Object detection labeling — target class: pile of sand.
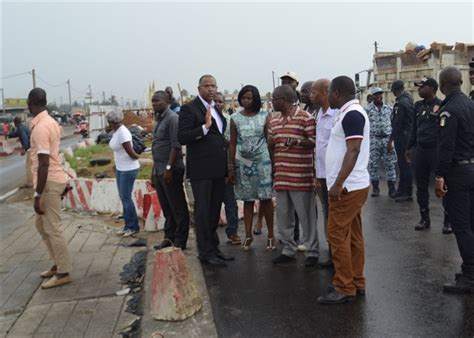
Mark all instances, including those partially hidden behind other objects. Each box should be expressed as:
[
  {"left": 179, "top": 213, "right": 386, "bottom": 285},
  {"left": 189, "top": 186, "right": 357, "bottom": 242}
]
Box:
[{"left": 123, "top": 111, "right": 154, "bottom": 132}]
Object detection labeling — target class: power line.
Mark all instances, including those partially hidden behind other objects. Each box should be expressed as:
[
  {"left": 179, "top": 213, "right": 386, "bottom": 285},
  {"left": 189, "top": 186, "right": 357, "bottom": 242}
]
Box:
[
  {"left": 0, "top": 71, "right": 31, "bottom": 80},
  {"left": 35, "top": 74, "right": 67, "bottom": 88}
]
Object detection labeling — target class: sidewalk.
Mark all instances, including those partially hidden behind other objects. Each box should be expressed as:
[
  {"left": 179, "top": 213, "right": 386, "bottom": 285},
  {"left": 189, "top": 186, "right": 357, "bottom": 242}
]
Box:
[{"left": 0, "top": 197, "right": 216, "bottom": 338}]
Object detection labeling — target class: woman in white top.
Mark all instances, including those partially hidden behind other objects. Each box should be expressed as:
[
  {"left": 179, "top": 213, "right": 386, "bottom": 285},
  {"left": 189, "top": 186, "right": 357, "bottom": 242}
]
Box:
[{"left": 106, "top": 110, "right": 140, "bottom": 237}]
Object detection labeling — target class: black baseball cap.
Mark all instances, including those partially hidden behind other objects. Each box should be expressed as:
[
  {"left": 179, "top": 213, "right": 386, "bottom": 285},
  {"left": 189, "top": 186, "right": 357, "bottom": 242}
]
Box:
[{"left": 414, "top": 77, "right": 438, "bottom": 91}]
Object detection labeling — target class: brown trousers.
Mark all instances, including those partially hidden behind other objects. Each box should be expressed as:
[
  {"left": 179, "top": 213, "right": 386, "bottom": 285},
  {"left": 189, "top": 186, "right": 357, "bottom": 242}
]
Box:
[
  {"left": 35, "top": 181, "right": 72, "bottom": 274},
  {"left": 328, "top": 187, "right": 369, "bottom": 296}
]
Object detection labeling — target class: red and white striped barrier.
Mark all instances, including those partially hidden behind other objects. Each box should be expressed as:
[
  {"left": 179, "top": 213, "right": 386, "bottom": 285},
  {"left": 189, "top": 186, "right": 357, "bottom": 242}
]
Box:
[{"left": 63, "top": 178, "right": 164, "bottom": 231}]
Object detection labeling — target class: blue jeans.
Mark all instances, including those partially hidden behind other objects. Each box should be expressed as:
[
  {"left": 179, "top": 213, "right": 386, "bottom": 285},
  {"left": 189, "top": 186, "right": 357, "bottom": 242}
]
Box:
[
  {"left": 116, "top": 169, "right": 139, "bottom": 232},
  {"left": 223, "top": 182, "right": 239, "bottom": 236}
]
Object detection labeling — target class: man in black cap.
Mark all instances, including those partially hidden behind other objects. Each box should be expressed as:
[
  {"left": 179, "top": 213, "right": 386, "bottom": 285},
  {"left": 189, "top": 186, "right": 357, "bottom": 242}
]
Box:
[
  {"left": 405, "top": 78, "right": 452, "bottom": 234},
  {"left": 434, "top": 66, "right": 474, "bottom": 293},
  {"left": 389, "top": 80, "right": 414, "bottom": 202}
]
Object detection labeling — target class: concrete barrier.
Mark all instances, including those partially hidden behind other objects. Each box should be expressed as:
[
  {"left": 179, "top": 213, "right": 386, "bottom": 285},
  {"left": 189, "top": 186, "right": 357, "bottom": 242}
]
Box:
[
  {"left": 0, "top": 139, "right": 22, "bottom": 156},
  {"left": 63, "top": 178, "right": 164, "bottom": 231}
]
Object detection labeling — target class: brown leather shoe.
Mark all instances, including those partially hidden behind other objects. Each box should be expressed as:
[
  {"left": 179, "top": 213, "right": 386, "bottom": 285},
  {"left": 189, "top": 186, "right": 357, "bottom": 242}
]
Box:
[
  {"left": 41, "top": 274, "right": 72, "bottom": 289},
  {"left": 40, "top": 269, "right": 57, "bottom": 278},
  {"left": 227, "top": 234, "right": 242, "bottom": 245}
]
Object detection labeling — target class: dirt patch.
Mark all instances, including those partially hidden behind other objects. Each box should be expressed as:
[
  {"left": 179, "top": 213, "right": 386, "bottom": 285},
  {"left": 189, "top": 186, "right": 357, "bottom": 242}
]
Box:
[{"left": 123, "top": 112, "right": 154, "bottom": 133}]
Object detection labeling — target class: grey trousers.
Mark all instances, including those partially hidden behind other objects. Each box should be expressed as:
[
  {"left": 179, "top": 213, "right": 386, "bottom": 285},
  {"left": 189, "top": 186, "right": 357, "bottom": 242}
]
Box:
[{"left": 276, "top": 190, "right": 319, "bottom": 257}]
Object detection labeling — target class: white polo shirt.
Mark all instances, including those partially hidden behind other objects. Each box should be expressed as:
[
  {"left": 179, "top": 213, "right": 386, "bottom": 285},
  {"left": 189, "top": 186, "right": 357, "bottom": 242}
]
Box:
[{"left": 325, "top": 99, "right": 370, "bottom": 192}]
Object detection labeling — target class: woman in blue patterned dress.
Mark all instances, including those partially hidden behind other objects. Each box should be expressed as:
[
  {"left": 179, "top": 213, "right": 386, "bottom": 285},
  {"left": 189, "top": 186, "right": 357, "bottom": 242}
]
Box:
[{"left": 228, "top": 85, "right": 275, "bottom": 251}]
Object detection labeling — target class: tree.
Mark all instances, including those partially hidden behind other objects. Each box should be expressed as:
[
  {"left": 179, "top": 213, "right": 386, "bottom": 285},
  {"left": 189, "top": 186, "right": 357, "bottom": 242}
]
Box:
[
  {"left": 181, "top": 89, "right": 189, "bottom": 98},
  {"left": 233, "top": 89, "right": 239, "bottom": 95},
  {"left": 224, "top": 89, "right": 230, "bottom": 95}
]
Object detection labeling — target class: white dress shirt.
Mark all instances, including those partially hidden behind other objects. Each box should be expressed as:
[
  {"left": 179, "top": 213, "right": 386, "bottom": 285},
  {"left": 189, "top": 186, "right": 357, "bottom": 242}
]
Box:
[{"left": 198, "top": 95, "right": 223, "bottom": 134}]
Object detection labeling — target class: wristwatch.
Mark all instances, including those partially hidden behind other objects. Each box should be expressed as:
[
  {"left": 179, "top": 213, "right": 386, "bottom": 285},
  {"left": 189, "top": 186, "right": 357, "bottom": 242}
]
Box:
[
  {"left": 34, "top": 191, "right": 41, "bottom": 198},
  {"left": 166, "top": 165, "right": 172, "bottom": 171}
]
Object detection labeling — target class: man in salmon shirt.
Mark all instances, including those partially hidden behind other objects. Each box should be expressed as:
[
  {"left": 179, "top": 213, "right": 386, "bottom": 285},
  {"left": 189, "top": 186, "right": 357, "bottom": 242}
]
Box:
[{"left": 29, "top": 88, "right": 72, "bottom": 289}]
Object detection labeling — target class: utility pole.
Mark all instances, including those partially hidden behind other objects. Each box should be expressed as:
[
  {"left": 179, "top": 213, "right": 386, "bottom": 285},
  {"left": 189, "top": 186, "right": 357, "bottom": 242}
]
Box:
[
  {"left": 102, "top": 91, "right": 106, "bottom": 104},
  {"left": 1, "top": 88, "right": 5, "bottom": 115},
  {"left": 272, "top": 71, "right": 276, "bottom": 90},
  {"left": 31, "top": 68, "right": 36, "bottom": 88},
  {"left": 67, "top": 79, "right": 72, "bottom": 110},
  {"left": 374, "top": 41, "right": 378, "bottom": 53}
]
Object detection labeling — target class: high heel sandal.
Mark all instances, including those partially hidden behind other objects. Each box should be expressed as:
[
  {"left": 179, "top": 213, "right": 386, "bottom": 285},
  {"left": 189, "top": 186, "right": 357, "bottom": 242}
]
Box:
[
  {"left": 242, "top": 237, "right": 253, "bottom": 251},
  {"left": 266, "top": 238, "right": 276, "bottom": 251}
]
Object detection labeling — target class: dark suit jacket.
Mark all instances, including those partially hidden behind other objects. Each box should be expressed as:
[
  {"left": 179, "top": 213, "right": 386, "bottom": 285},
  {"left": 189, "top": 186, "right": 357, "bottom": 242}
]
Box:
[{"left": 178, "top": 97, "right": 227, "bottom": 180}]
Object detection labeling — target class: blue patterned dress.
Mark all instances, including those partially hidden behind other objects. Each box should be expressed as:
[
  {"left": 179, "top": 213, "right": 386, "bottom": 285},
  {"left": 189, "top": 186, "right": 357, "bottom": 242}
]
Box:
[{"left": 231, "top": 110, "right": 273, "bottom": 201}]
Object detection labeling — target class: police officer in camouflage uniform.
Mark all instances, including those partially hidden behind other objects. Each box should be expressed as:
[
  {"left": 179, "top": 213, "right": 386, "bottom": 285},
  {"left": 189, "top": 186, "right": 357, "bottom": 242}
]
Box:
[
  {"left": 434, "top": 67, "right": 474, "bottom": 294},
  {"left": 367, "top": 87, "right": 397, "bottom": 197},
  {"left": 405, "top": 78, "right": 452, "bottom": 234}
]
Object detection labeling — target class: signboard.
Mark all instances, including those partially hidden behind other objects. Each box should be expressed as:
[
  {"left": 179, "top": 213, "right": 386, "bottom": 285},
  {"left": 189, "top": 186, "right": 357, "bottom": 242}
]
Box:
[{"left": 5, "top": 98, "right": 28, "bottom": 108}]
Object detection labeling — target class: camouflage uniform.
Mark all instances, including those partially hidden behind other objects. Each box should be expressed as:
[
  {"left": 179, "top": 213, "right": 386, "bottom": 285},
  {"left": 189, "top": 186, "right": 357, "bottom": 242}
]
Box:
[{"left": 367, "top": 102, "right": 397, "bottom": 181}]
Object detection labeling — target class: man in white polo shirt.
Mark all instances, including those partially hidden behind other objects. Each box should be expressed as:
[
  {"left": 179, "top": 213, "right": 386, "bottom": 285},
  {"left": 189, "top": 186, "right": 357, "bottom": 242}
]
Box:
[{"left": 317, "top": 76, "right": 370, "bottom": 304}]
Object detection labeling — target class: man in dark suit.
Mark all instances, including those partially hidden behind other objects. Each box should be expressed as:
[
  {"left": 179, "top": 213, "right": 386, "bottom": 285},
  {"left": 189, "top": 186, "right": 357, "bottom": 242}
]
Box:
[{"left": 178, "top": 74, "right": 234, "bottom": 266}]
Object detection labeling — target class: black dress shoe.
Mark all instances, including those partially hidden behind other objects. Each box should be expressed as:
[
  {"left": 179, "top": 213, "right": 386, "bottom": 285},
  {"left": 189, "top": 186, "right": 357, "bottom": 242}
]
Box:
[
  {"left": 200, "top": 257, "right": 227, "bottom": 267},
  {"left": 317, "top": 290, "right": 355, "bottom": 304},
  {"left": 272, "top": 254, "right": 295, "bottom": 265},
  {"left": 216, "top": 251, "right": 235, "bottom": 261},
  {"left": 153, "top": 240, "right": 173, "bottom": 250},
  {"left": 174, "top": 243, "right": 187, "bottom": 250},
  {"left": 443, "top": 275, "right": 474, "bottom": 294},
  {"left": 305, "top": 256, "right": 319, "bottom": 267},
  {"left": 394, "top": 194, "right": 413, "bottom": 202}
]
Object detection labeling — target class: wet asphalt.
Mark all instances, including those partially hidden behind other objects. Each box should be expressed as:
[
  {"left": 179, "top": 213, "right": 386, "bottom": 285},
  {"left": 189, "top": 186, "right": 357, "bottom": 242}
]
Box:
[{"left": 202, "top": 182, "right": 474, "bottom": 337}]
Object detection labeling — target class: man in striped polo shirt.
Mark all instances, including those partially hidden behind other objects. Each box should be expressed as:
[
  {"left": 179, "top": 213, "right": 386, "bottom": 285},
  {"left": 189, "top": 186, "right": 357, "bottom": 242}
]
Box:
[{"left": 268, "top": 85, "right": 319, "bottom": 267}]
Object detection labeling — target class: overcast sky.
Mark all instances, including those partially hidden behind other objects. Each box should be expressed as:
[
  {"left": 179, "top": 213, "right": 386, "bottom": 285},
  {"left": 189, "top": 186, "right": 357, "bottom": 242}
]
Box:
[{"left": 2, "top": 1, "right": 473, "bottom": 106}]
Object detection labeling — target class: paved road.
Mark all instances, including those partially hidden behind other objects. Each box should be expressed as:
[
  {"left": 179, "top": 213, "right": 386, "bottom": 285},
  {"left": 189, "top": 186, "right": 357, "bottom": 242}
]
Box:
[
  {"left": 0, "top": 135, "right": 81, "bottom": 196},
  {"left": 203, "top": 183, "right": 474, "bottom": 337}
]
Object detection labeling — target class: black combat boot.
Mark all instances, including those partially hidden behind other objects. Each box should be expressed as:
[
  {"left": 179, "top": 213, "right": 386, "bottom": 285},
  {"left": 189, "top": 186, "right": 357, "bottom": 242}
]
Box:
[
  {"left": 415, "top": 209, "right": 430, "bottom": 230},
  {"left": 371, "top": 180, "right": 380, "bottom": 197},
  {"left": 387, "top": 181, "right": 396, "bottom": 198},
  {"left": 442, "top": 211, "right": 453, "bottom": 234}
]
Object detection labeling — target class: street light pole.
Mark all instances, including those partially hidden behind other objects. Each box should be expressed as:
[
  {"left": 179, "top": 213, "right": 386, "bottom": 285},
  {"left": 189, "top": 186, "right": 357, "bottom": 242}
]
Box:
[
  {"left": 31, "top": 69, "right": 36, "bottom": 88},
  {"left": 1, "top": 88, "right": 5, "bottom": 115},
  {"left": 67, "top": 79, "right": 72, "bottom": 110}
]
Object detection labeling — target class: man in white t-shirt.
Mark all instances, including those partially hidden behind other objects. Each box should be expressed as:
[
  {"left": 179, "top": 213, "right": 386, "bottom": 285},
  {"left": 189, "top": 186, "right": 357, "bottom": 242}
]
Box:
[{"left": 317, "top": 76, "right": 370, "bottom": 304}]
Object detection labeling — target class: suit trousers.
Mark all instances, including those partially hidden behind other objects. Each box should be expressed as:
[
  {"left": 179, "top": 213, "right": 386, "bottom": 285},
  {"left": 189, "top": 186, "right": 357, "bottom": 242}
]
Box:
[
  {"left": 35, "top": 181, "right": 72, "bottom": 274},
  {"left": 191, "top": 178, "right": 225, "bottom": 259},
  {"left": 153, "top": 168, "right": 189, "bottom": 247},
  {"left": 328, "top": 187, "right": 369, "bottom": 296}
]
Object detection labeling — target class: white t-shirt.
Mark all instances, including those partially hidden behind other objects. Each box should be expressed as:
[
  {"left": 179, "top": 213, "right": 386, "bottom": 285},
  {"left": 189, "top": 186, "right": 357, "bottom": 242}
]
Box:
[
  {"left": 109, "top": 125, "right": 140, "bottom": 171},
  {"left": 325, "top": 99, "right": 370, "bottom": 192}
]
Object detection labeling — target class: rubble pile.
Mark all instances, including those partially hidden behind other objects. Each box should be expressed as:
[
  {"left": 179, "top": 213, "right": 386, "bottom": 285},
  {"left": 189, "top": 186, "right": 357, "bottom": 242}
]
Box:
[{"left": 123, "top": 111, "right": 153, "bottom": 133}]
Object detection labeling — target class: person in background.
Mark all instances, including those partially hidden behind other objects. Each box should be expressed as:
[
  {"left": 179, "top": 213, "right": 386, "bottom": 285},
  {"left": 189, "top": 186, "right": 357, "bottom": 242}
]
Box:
[
  {"left": 3, "top": 122, "right": 11, "bottom": 140},
  {"left": 150, "top": 91, "right": 189, "bottom": 251},
  {"left": 311, "top": 78, "right": 338, "bottom": 268},
  {"left": 28, "top": 88, "right": 72, "bottom": 289},
  {"left": 165, "top": 86, "right": 181, "bottom": 113},
  {"left": 300, "top": 81, "right": 318, "bottom": 117},
  {"left": 469, "top": 58, "right": 474, "bottom": 100},
  {"left": 9, "top": 116, "right": 32, "bottom": 187},
  {"left": 367, "top": 87, "right": 397, "bottom": 198},
  {"left": 215, "top": 92, "right": 241, "bottom": 245},
  {"left": 106, "top": 110, "right": 141, "bottom": 237},
  {"left": 228, "top": 85, "right": 274, "bottom": 251},
  {"left": 406, "top": 78, "right": 452, "bottom": 234},
  {"left": 389, "top": 80, "right": 414, "bottom": 202}
]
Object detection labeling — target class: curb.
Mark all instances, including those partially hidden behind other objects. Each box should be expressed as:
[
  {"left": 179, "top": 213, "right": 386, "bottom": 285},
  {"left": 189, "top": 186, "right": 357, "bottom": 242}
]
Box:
[{"left": 0, "top": 188, "right": 20, "bottom": 203}]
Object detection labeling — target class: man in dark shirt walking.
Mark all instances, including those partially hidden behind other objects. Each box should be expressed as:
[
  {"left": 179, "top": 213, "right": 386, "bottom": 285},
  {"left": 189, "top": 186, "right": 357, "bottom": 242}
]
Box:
[
  {"left": 150, "top": 91, "right": 189, "bottom": 250},
  {"left": 405, "top": 78, "right": 452, "bottom": 234},
  {"left": 434, "top": 67, "right": 474, "bottom": 294},
  {"left": 9, "top": 116, "right": 32, "bottom": 187},
  {"left": 389, "top": 80, "right": 414, "bottom": 202}
]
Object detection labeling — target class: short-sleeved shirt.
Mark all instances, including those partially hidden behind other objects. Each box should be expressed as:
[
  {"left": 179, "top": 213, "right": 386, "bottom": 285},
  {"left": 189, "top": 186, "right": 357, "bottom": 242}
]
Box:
[
  {"left": 268, "top": 107, "right": 316, "bottom": 191},
  {"left": 30, "top": 110, "right": 67, "bottom": 187},
  {"left": 109, "top": 125, "right": 140, "bottom": 171},
  {"left": 326, "top": 100, "right": 370, "bottom": 192},
  {"left": 152, "top": 108, "right": 184, "bottom": 175},
  {"left": 315, "top": 107, "right": 338, "bottom": 179}
]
